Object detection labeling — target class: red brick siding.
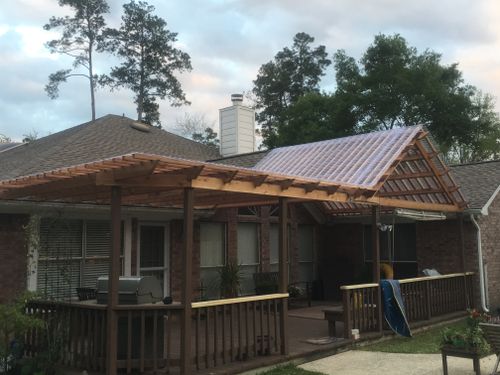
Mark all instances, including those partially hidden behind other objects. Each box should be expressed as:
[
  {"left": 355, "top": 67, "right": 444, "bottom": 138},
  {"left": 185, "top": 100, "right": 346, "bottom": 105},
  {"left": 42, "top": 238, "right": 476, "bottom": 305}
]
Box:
[
  {"left": 318, "top": 223, "right": 364, "bottom": 300},
  {"left": 0, "top": 214, "right": 29, "bottom": 303},
  {"left": 167, "top": 204, "right": 317, "bottom": 300}
]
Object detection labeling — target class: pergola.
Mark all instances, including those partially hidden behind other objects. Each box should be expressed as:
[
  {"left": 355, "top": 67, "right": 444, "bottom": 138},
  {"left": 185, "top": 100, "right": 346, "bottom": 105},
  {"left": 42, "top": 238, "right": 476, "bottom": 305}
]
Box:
[{"left": 0, "top": 127, "right": 466, "bottom": 375}]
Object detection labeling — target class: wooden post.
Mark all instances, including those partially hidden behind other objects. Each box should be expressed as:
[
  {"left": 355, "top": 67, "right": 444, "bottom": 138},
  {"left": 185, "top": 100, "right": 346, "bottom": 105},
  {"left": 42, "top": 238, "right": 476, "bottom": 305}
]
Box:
[
  {"left": 371, "top": 206, "right": 383, "bottom": 334},
  {"left": 278, "top": 198, "right": 289, "bottom": 355},
  {"left": 180, "top": 188, "right": 194, "bottom": 375},
  {"left": 106, "top": 186, "right": 121, "bottom": 375},
  {"left": 342, "top": 289, "right": 352, "bottom": 339}
]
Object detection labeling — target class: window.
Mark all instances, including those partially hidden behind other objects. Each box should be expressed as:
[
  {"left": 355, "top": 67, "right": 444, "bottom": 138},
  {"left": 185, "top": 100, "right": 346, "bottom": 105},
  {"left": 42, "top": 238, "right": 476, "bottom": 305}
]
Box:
[
  {"left": 200, "top": 222, "right": 226, "bottom": 299},
  {"left": 298, "top": 225, "right": 315, "bottom": 282},
  {"left": 139, "top": 225, "right": 167, "bottom": 294},
  {"left": 269, "top": 224, "right": 279, "bottom": 272},
  {"left": 37, "top": 218, "right": 122, "bottom": 300},
  {"left": 237, "top": 222, "right": 259, "bottom": 295}
]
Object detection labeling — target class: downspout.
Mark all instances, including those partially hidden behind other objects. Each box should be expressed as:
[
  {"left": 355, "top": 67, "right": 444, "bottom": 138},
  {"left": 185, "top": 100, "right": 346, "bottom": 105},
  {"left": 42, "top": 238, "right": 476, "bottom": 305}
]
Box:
[{"left": 470, "top": 214, "right": 489, "bottom": 312}]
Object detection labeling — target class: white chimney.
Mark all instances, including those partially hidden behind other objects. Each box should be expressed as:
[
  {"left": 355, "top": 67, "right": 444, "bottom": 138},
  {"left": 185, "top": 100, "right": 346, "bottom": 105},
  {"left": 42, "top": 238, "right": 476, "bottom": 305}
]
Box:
[{"left": 219, "top": 94, "right": 255, "bottom": 157}]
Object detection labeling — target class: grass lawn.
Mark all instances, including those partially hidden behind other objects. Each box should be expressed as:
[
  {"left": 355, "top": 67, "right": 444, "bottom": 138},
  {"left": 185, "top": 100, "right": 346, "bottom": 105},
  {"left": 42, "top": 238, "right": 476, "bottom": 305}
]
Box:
[
  {"left": 359, "top": 320, "right": 466, "bottom": 354},
  {"left": 257, "top": 364, "right": 326, "bottom": 375}
]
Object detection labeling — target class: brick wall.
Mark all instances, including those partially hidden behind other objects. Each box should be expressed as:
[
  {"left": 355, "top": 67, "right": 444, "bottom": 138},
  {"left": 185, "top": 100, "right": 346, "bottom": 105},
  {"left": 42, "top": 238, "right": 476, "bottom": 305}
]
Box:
[
  {"left": 478, "top": 193, "right": 500, "bottom": 311},
  {"left": 0, "top": 214, "right": 29, "bottom": 303},
  {"left": 167, "top": 203, "right": 317, "bottom": 300},
  {"left": 318, "top": 223, "right": 364, "bottom": 300},
  {"left": 416, "top": 218, "right": 480, "bottom": 308}
]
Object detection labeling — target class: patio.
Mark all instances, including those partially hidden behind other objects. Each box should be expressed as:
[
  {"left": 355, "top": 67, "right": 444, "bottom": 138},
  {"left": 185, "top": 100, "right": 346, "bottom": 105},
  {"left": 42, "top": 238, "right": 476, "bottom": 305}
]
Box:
[{"left": 0, "top": 127, "right": 471, "bottom": 375}]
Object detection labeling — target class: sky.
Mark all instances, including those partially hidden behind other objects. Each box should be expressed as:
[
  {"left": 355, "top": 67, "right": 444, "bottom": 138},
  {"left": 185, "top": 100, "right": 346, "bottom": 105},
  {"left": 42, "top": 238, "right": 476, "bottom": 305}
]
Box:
[{"left": 0, "top": 0, "right": 499, "bottom": 141}]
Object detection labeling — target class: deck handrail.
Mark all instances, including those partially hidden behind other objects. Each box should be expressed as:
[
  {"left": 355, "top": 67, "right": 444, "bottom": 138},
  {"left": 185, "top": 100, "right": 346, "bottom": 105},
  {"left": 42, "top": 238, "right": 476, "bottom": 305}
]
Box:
[
  {"left": 340, "top": 272, "right": 474, "bottom": 290},
  {"left": 28, "top": 299, "right": 183, "bottom": 310},
  {"left": 191, "top": 293, "right": 289, "bottom": 309},
  {"left": 398, "top": 272, "right": 474, "bottom": 284}
]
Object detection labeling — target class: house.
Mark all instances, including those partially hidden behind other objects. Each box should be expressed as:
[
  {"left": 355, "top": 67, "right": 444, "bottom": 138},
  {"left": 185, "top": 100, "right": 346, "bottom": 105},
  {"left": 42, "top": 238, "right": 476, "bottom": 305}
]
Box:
[{"left": 0, "top": 95, "right": 495, "bottom": 374}]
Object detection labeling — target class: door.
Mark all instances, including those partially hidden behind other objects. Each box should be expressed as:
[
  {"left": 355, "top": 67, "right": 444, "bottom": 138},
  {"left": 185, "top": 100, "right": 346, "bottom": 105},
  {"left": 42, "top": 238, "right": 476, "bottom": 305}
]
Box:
[{"left": 138, "top": 223, "right": 169, "bottom": 295}]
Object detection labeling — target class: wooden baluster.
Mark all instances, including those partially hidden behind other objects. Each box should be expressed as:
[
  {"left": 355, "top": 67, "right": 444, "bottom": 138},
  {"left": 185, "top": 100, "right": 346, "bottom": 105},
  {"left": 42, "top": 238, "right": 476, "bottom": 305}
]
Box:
[
  {"left": 93, "top": 310, "right": 99, "bottom": 371},
  {"left": 222, "top": 306, "right": 226, "bottom": 364},
  {"left": 266, "top": 300, "right": 271, "bottom": 355},
  {"left": 238, "top": 303, "right": 242, "bottom": 360},
  {"left": 195, "top": 309, "right": 200, "bottom": 370},
  {"left": 214, "top": 306, "right": 218, "bottom": 367},
  {"left": 230, "top": 305, "right": 234, "bottom": 361},
  {"left": 165, "top": 311, "right": 171, "bottom": 373},
  {"left": 426, "top": 280, "right": 432, "bottom": 320},
  {"left": 245, "top": 303, "right": 250, "bottom": 358},
  {"left": 153, "top": 310, "right": 158, "bottom": 373},
  {"left": 140, "top": 311, "right": 145, "bottom": 373},
  {"left": 101, "top": 310, "right": 106, "bottom": 371},
  {"left": 253, "top": 302, "right": 257, "bottom": 358},
  {"left": 205, "top": 307, "right": 210, "bottom": 368},
  {"left": 273, "top": 300, "right": 278, "bottom": 353},
  {"left": 259, "top": 301, "right": 264, "bottom": 355}
]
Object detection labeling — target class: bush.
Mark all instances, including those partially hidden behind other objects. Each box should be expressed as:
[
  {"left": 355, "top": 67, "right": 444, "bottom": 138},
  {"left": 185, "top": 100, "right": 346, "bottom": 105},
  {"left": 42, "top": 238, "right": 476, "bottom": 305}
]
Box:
[{"left": 0, "top": 292, "right": 43, "bottom": 374}]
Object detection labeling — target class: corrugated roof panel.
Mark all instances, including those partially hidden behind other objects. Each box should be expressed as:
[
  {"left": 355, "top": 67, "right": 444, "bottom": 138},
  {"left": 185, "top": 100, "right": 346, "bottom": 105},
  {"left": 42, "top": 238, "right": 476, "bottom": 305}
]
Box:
[{"left": 254, "top": 126, "right": 423, "bottom": 188}]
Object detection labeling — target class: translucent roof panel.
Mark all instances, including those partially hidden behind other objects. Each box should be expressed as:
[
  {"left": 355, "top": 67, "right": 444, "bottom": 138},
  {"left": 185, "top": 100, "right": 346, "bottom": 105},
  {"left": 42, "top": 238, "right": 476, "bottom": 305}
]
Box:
[{"left": 254, "top": 126, "right": 423, "bottom": 189}]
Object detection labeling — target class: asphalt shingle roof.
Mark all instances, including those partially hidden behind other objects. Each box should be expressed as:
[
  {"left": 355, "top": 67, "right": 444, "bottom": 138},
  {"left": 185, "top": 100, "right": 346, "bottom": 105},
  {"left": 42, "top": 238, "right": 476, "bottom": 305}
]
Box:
[
  {"left": 0, "top": 143, "right": 21, "bottom": 153},
  {"left": 0, "top": 114, "right": 220, "bottom": 180},
  {"left": 210, "top": 150, "right": 269, "bottom": 168},
  {"left": 450, "top": 160, "right": 500, "bottom": 210}
]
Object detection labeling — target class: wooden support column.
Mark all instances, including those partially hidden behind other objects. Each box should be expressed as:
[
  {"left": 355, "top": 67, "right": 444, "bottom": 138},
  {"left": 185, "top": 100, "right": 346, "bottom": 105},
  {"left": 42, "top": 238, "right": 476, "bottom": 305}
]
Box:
[
  {"left": 278, "top": 197, "right": 289, "bottom": 355},
  {"left": 180, "top": 188, "right": 194, "bottom": 375},
  {"left": 371, "top": 206, "right": 383, "bottom": 334},
  {"left": 107, "top": 186, "right": 121, "bottom": 375}
]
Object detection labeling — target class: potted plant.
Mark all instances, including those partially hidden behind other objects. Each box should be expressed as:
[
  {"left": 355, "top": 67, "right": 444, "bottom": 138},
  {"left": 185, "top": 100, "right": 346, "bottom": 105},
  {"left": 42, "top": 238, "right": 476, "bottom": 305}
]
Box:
[
  {"left": 218, "top": 261, "right": 242, "bottom": 298},
  {"left": 440, "top": 310, "right": 491, "bottom": 356}
]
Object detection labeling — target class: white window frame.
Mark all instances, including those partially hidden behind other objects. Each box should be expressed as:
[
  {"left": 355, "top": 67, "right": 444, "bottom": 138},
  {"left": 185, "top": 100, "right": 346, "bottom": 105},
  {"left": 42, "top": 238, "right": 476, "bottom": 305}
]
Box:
[{"left": 137, "top": 222, "right": 170, "bottom": 295}]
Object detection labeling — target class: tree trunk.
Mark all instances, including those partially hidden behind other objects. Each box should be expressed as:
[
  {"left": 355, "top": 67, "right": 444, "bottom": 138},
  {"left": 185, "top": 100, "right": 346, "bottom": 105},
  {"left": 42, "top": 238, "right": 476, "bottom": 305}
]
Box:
[{"left": 89, "top": 43, "right": 96, "bottom": 121}]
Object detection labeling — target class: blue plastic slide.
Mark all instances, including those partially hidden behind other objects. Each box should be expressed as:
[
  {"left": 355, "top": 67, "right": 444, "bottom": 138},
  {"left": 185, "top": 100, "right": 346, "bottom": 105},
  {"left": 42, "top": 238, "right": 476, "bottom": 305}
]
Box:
[{"left": 380, "top": 279, "right": 412, "bottom": 338}]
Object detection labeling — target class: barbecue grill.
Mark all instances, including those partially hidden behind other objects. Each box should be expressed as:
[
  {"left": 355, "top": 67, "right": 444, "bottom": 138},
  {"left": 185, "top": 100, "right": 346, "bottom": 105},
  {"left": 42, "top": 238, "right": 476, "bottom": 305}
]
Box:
[{"left": 96, "top": 276, "right": 163, "bottom": 304}]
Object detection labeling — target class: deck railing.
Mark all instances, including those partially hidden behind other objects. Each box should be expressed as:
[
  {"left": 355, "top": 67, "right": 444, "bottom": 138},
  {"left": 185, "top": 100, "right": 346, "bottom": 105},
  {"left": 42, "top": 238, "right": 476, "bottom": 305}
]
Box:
[
  {"left": 25, "top": 300, "right": 183, "bottom": 373},
  {"left": 25, "top": 293, "right": 289, "bottom": 374},
  {"left": 191, "top": 293, "right": 289, "bottom": 372},
  {"left": 340, "top": 272, "right": 474, "bottom": 338}
]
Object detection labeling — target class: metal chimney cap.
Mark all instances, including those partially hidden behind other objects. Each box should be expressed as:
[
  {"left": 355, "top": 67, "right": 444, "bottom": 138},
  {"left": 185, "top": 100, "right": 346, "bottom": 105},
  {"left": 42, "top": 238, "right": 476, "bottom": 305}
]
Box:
[{"left": 231, "top": 93, "right": 243, "bottom": 105}]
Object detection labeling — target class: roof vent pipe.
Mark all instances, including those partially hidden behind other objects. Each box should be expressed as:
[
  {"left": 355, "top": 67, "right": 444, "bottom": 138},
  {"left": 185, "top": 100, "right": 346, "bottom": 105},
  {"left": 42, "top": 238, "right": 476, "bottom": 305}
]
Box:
[{"left": 470, "top": 214, "right": 489, "bottom": 312}]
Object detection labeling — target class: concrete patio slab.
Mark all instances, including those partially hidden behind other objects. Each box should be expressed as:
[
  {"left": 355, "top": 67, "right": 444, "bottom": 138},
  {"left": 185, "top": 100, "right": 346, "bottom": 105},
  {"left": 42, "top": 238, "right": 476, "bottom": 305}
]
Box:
[{"left": 300, "top": 350, "right": 498, "bottom": 375}]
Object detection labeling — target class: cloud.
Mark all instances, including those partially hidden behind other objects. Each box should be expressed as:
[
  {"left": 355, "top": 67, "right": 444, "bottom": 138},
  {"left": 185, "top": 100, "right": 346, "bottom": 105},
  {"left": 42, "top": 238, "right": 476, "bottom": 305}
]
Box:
[{"left": 0, "top": 0, "right": 499, "bottom": 141}]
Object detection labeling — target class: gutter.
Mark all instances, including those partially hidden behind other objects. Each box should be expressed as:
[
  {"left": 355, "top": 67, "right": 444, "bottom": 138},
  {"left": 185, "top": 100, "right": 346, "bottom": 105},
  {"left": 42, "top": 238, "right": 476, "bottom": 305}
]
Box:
[{"left": 470, "top": 214, "right": 489, "bottom": 312}]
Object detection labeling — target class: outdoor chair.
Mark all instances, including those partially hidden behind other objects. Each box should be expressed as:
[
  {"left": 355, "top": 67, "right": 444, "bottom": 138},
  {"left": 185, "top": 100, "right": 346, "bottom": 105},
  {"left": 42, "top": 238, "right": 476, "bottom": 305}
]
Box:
[
  {"left": 479, "top": 323, "right": 500, "bottom": 375},
  {"left": 253, "top": 272, "right": 279, "bottom": 295}
]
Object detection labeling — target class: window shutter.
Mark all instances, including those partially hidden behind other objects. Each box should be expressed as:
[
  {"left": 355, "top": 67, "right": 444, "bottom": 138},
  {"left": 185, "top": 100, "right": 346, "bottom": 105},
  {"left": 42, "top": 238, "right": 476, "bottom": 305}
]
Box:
[{"left": 37, "top": 219, "right": 82, "bottom": 300}]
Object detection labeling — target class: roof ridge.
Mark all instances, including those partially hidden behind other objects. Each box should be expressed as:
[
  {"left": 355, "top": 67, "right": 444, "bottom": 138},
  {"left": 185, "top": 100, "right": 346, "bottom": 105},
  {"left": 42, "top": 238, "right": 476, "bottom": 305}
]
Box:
[{"left": 268, "top": 125, "right": 423, "bottom": 152}]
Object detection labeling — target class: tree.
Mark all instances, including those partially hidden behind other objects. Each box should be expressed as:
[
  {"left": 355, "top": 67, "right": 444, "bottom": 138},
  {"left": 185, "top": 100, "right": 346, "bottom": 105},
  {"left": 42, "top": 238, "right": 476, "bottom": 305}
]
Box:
[
  {"left": 192, "top": 128, "right": 220, "bottom": 149},
  {"left": 44, "top": 0, "right": 109, "bottom": 120},
  {"left": 274, "top": 93, "right": 357, "bottom": 146},
  {"left": 174, "top": 113, "right": 219, "bottom": 148},
  {"left": 333, "top": 33, "right": 500, "bottom": 162},
  {"left": 0, "top": 134, "right": 11, "bottom": 143},
  {"left": 252, "top": 32, "right": 331, "bottom": 148},
  {"left": 174, "top": 112, "right": 214, "bottom": 137},
  {"left": 22, "top": 130, "right": 39, "bottom": 143},
  {"left": 103, "top": 0, "right": 192, "bottom": 127}
]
